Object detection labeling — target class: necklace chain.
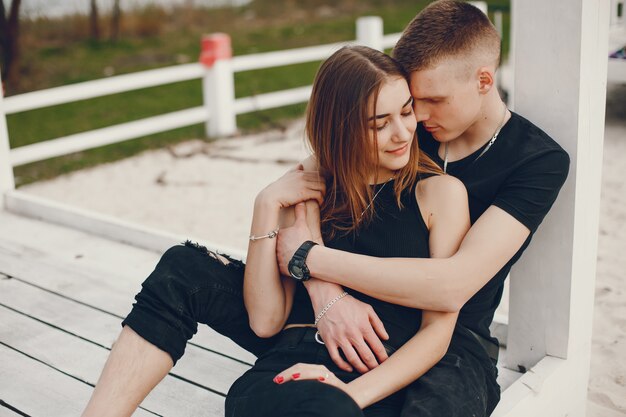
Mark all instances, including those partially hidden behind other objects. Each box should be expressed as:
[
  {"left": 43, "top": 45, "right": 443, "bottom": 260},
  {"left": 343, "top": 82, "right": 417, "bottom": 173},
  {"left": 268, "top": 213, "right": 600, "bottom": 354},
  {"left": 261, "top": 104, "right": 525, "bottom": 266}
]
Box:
[
  {"left": 360, "top": 177, "right": 393, "bottom": 218},
  {"left": 443, "top": 104, "right": 508, "bottom": 174}
]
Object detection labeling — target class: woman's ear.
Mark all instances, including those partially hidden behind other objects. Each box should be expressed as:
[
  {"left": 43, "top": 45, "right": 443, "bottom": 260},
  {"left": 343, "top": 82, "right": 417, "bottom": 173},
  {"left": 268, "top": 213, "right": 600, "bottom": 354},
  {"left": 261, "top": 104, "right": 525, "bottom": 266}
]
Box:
[{"left": 477, "top": 67, "right": 495, "bottom": 94}]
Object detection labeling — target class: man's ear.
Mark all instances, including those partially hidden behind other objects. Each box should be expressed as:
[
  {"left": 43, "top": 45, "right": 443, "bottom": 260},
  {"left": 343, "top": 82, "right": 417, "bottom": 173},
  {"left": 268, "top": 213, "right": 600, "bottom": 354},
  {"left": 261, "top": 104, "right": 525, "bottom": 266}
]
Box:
[{"left": 477, "top": 67, "right": 495, "bottom": 94}]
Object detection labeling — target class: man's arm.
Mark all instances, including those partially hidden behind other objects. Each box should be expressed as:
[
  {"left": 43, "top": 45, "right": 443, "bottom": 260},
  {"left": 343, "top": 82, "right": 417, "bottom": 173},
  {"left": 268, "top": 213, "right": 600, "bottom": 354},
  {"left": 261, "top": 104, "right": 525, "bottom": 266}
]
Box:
[
  {"left": 279, "top": 205, "right": 530, "bottom": 312},
  {"left": 278, "top": 150, "right": 569, "bottom": 312}
]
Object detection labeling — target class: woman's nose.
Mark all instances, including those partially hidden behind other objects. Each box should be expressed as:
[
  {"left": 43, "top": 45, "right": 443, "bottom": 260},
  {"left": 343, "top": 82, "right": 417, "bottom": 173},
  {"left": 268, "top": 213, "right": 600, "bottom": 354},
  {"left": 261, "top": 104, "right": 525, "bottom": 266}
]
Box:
[{"left": 393, "top": 118, "right": 414, "bottom": 142}]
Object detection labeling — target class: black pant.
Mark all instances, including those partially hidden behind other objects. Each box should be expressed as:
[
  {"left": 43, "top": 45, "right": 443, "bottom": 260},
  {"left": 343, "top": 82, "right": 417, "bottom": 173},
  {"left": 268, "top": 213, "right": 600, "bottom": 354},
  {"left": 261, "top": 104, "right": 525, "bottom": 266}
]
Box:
[{"left": 123, "top": 243, "right": 500, "bottom": 416}]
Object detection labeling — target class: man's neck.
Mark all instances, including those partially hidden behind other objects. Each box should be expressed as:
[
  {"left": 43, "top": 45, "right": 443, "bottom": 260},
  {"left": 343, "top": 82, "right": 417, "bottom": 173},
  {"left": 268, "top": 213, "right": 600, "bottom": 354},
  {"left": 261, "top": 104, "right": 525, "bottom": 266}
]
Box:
[{"left": 446, "top": 96, "right": 509, "bottom": 161}]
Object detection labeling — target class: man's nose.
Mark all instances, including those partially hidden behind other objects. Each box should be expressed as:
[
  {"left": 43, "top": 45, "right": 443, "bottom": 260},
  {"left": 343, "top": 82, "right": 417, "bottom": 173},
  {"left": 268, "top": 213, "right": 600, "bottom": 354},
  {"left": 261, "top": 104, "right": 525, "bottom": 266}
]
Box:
[{"left": 413, "top": 102, "right": 429, "bottom": 123}]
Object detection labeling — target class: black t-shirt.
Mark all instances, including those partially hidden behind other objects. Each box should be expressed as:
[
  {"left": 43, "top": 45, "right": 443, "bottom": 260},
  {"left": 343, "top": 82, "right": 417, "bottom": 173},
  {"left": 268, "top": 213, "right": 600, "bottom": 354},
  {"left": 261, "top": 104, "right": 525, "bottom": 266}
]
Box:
[
  {"left": 286, "top": 178, "right": 430, "bottom": 350},
  {"left": 419, "top": 111, "right": 570, "bottom": 346}
]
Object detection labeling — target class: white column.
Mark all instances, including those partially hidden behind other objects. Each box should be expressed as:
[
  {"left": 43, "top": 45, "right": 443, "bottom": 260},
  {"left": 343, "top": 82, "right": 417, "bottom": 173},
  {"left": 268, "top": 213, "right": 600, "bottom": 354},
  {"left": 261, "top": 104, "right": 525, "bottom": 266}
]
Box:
[
  {"left": 506, "top": 0, "right": 609, "bottom": 415},
  {"left": 356, "top": 16, "right": 384, "bottom": 51},
  {"left": 200, "top": 33, "right": 237, "bottom": 138},
  {"left": 0, "top": 77, "right": 16, "bottom": 200}
]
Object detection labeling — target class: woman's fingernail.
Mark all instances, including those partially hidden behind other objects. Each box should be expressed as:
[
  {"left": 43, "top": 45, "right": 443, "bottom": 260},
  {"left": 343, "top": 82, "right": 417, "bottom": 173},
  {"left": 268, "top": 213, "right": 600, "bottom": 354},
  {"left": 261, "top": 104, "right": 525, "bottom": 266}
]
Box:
[
  {"left": 274, "top": 375, "right": 284, "bottom": 384},
  {"left": 318, "top": 377, "right": 325, "bottom": 382},
  {"left": 292, "top": 373, "right": 300, "bottom": 379}
]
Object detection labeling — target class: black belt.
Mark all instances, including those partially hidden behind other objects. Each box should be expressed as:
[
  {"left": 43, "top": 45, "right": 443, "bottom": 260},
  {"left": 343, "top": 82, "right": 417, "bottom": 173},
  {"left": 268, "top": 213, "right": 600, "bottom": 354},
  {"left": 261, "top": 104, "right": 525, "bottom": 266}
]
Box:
[
  {"left": 279, "top": 327, "right": 498, "bottom": 363},
  {"left": 277, "top": 327, "right": 397, "bottom": 356},
  {"left": 276, "top": 326, "right": 320, "bottom": 348}
]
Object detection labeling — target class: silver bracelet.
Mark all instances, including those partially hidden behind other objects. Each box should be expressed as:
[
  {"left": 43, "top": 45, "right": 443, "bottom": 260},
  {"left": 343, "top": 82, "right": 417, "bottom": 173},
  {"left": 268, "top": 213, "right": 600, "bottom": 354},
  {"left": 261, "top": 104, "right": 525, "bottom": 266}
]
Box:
[
  {"left": 314, "top": 291, "right": 348, "bottom": 326},
  {"left": 249, "top": 227, "right": 279, "bottom": 241}
]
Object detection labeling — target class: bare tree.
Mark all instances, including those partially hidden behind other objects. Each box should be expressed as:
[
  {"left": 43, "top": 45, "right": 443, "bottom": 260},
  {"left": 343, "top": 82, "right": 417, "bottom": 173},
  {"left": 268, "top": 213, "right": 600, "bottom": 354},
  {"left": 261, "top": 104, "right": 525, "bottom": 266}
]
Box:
[
  {"left": 0, "top": 0, "right": 22, "bottom": 93},
  {"left": 110, "top": 0, "right": 121, "bottom": 42},
  {"left": 90, "top": 0, "right": 100, "bottom": 41}
]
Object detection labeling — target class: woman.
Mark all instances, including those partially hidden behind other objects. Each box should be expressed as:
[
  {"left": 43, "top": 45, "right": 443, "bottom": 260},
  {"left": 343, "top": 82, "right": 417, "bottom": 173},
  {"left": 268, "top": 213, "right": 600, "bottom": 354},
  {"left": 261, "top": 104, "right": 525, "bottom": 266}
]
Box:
[{"left": 226, "top": 45, "right": 470, "bottom": 416}]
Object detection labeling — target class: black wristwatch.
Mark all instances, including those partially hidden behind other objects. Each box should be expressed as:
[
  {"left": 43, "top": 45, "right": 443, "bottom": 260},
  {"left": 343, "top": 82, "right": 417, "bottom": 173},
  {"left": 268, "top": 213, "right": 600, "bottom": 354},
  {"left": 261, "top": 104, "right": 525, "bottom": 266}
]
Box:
[{"left": 287, "top": 240, "right": 318, "bottom": 281}]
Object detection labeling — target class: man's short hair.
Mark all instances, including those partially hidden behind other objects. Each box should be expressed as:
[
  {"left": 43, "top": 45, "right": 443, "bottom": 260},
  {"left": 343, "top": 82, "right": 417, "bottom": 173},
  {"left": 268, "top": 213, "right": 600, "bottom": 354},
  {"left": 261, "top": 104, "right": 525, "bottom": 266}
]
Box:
[{"left": 393, "top": 0, "right": 501, "bottom": 74}]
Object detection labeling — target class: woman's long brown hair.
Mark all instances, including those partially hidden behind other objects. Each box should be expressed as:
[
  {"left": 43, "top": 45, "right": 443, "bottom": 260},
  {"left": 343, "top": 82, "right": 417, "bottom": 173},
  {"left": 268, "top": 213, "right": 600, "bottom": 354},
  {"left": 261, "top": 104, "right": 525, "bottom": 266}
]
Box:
[{"left": 306, "top": 45, "right": 442, "bottom": 240}]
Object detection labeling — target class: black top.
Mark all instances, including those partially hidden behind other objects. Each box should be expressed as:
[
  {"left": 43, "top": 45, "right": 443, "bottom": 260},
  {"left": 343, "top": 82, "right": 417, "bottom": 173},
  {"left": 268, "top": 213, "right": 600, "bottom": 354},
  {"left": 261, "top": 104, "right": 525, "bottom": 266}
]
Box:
[
  {"left": 419, "top": 111, "right": 570, "bottom": 346},
  {"left": 285, "top": 178, "right": 430, "bottom": 350}
]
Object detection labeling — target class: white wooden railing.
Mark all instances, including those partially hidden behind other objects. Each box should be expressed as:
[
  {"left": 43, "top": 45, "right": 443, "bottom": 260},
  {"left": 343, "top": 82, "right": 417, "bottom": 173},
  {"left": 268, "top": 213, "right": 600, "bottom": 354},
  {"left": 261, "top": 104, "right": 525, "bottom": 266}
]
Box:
[
  {"left": 0, "top": 17, "right": 400, "bottom": 194},
  {"left": 0, "top": 2, "right": 502, "bottom": 195}
]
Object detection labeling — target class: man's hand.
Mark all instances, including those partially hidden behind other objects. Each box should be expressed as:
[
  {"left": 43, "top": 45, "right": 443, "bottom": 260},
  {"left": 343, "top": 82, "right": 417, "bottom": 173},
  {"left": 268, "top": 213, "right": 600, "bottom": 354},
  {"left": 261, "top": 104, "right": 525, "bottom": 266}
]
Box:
[
  {"left": 276, "top": 202, "right": 315, "bottom": 276},
  {"left": 314, "top": 292, "right": 390, "bottom": 373},
  {"left": 278, "top": 204, "right": 390, "bottom": 373}
]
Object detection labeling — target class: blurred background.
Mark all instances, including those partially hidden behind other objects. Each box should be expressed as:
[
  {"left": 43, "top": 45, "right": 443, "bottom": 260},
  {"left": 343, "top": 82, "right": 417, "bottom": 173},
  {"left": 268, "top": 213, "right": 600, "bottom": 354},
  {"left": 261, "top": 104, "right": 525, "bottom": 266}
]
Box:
[{"left": 0, "top": 0, "right": 510, "bottom": 186}]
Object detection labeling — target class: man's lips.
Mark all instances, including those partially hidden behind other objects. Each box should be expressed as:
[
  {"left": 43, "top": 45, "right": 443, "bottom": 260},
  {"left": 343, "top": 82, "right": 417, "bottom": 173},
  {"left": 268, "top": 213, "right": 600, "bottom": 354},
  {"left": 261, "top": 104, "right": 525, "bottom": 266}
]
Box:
[{"left": 423, "top": 125, "right": 439, "bottom": 132}]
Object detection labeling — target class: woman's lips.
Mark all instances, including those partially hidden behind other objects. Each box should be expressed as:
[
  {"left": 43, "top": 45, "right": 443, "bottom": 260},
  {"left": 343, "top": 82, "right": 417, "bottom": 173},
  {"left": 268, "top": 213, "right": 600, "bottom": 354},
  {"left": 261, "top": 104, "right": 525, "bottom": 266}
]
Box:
[{"left": 387, "top": 143, "right": 409, "bottom": 156}]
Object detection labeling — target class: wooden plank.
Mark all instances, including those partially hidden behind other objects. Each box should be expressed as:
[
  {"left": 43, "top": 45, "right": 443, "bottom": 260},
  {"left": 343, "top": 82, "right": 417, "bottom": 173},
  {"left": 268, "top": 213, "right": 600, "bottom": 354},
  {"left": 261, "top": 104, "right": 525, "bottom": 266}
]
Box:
[
  {"left": 0, "top": 210, "right": 255, "bottom": 364},
  {"left": 0, "top": 306, "right": 225, "bottom": 417},
  {"left": 0, "top": 404, "right": 23, "bottom": 417},
  {"left": 0, "top": 277, "right": 250, "bottom": 393},
  {"left": 0, "top": 241, "right": 254, "bottom": 364},
  {"left": 0, "top": 344, "right": 155, "bottom": 417}
]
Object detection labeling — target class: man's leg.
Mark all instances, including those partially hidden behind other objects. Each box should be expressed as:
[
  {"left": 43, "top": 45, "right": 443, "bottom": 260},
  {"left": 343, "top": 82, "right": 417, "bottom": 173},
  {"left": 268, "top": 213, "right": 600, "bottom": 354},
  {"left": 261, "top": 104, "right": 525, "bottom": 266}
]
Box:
[
  {"left": 82, "top": 242, "right": 276, "bottom": 416},
  {"left": 399, "top": 342, "right": 500, "bottom": 417}
]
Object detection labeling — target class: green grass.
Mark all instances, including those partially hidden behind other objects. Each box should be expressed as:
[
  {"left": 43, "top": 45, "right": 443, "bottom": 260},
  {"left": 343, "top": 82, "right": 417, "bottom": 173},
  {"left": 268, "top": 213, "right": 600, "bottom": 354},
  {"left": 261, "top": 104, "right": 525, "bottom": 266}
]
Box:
[{"left": 8, "top": 0, "right": 510, "bottom": 186}]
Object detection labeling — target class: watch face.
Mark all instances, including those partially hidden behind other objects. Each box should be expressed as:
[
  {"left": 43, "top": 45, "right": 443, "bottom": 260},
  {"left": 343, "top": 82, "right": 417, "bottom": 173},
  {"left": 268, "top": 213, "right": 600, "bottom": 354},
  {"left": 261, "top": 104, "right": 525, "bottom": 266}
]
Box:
[{"left": 289, "top": 264, "right": 304, "bottom": 279}]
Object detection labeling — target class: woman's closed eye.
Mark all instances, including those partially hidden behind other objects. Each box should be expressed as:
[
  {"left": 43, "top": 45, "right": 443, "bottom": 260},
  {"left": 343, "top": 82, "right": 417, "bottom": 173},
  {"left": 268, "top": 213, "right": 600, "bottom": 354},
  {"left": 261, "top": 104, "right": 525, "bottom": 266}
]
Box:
[{"left": 375, "top": 122, "right": 389, "bottom": 131}]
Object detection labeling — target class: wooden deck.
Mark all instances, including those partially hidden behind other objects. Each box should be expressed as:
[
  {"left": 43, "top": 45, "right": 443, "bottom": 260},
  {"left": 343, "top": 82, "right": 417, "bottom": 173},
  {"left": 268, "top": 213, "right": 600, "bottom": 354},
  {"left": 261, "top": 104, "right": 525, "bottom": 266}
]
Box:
[
  {"left": 0, "top": 209, "right": 520, "bottom": 416},
  {"left": 0, "top": 210, "right": 256, "bottom": 416}
]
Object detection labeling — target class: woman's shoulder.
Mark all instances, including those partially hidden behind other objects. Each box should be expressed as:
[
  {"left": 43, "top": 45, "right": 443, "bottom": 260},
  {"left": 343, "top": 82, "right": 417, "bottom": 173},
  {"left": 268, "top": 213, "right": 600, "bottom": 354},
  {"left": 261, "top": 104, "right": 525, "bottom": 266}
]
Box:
[
  {"left": 416, "top": 174, "right": 467, "bottom": 201},
  {"left": 415, "top": 174, "right": 468, "bottom": 226}
]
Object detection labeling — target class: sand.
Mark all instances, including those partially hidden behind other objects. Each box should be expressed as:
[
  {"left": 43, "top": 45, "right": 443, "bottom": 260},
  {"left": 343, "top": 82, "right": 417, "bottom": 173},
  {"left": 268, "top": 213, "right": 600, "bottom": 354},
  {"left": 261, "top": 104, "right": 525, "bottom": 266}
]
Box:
[{"left": 19, "top": 84, "right": 626, "bottom": 415}]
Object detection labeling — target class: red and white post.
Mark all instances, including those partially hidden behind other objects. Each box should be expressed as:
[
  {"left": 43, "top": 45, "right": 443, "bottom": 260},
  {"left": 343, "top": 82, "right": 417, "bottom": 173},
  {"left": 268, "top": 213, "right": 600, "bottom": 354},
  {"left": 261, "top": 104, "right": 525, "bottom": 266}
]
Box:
[{"left": 200, "top": 33, "right": 237, "bottom": 138}]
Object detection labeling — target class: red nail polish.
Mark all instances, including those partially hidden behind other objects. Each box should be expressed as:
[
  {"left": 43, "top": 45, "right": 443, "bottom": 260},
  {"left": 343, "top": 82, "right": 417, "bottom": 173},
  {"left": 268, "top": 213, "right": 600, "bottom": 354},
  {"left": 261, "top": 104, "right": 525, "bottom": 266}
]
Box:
[
  {"left": 274, "top": 375, "right": 284, "bottom": 384},
  {"left": 318, "top": 377, "right": 325, "bottom": 382},
  {"left": 292, "top": 373, "right": 300, "bottom": 379}
]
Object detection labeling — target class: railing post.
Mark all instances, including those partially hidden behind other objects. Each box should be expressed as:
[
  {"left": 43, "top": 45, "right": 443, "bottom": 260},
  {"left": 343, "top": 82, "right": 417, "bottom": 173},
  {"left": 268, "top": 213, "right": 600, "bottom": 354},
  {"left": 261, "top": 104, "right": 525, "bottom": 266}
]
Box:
[
  {"left": 469, "top": 1, "right": 488, "bottom": 15},
  {"left": 200, "top": 33, "right": 237, "bottom": 138},
  {"left": 0, "top": 77, "right": 16, "bottom": 202},
  {"left": 356, "top": 16, "right": 384, "bottom": 51}
]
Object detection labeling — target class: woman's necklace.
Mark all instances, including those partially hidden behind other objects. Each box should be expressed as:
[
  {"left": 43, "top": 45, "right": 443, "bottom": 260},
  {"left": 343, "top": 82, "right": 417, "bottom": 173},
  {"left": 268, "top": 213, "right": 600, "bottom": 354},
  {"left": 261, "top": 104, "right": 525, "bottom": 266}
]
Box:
[
  {"left": 360, "top": 177, "right": 394, "bottom": 218},
  {"left": 443, "top": 104, "right": 508, "bottom": 174}
]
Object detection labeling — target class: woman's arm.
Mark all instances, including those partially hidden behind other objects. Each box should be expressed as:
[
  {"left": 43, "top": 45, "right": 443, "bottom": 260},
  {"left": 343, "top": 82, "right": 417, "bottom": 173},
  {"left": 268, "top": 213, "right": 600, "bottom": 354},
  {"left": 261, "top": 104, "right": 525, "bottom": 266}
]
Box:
[
  {"left": 244, "top": 166, "right": 325, "bottom": 338},
  {"left": 342, "top": 175, "right": 468, "bottom": 407},
  {"left": 297, "top": 156, "right": 392, "bottom": 373},
  {"left": 275, "top": 175, "right": 469, "bottom": 407},
  {"left": 346, "top": 310, "right": 458, "bottom": 408}
]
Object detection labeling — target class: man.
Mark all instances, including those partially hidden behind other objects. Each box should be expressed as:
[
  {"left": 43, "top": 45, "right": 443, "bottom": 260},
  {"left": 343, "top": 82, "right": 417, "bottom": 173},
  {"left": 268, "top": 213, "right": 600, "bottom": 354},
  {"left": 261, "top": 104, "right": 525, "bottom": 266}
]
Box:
[
  {"left": 82, "top": 2, "right": 569, "bottom": 416},
  {"left": 275, "top": 1, "right": 569, "bottom": 415}
]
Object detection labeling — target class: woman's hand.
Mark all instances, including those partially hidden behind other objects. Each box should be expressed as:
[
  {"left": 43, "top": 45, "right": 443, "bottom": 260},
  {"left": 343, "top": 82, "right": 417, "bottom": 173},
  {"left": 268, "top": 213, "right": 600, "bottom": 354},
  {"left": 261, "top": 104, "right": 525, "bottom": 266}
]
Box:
[
  {"left": 273, "top": 363, "right": 361, "bottom": 406},
  {"left": 256, "top": 164, "right": 326, "bottom": 210}
]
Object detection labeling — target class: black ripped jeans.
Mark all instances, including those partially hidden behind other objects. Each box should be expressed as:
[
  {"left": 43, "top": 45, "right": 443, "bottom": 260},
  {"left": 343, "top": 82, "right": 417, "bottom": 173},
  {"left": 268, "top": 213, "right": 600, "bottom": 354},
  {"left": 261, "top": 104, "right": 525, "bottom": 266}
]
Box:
[{"left": 123, "top": 242, "right": 500, "bottom": 417}]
